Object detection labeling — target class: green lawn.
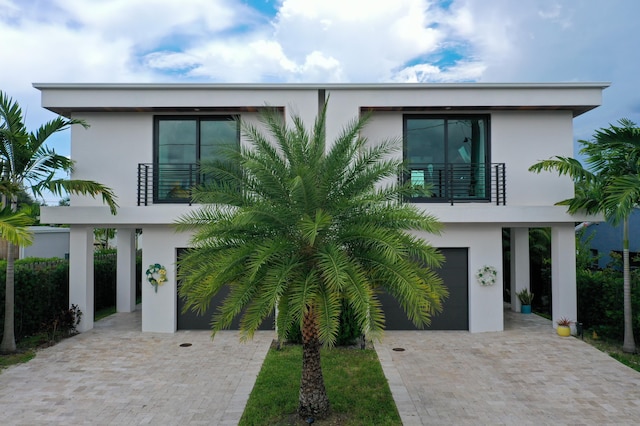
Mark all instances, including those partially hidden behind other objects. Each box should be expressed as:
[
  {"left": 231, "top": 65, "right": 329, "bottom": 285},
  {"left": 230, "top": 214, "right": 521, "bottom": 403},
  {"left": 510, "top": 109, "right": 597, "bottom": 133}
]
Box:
[
  {"left": 0, "top": 333, "right": 46, "bottom": 372},
  {"left": 582, "top": 332, "right": 640, "bottom": 373},
  {"left": 240, "top": 343, "right": 402, "bottom": 426}
]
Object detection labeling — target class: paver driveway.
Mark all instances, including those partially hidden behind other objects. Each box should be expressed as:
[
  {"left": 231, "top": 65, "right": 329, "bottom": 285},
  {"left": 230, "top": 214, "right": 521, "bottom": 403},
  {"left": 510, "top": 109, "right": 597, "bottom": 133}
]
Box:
[
  {"left": 377, "top": 310, "right": 640, "bottom": 425},
  {"left": 0, "top": 309, "right": 273, "bottom": 425},
  {"left": 3, "top": 307, "right": 640, "bottom": 425}
]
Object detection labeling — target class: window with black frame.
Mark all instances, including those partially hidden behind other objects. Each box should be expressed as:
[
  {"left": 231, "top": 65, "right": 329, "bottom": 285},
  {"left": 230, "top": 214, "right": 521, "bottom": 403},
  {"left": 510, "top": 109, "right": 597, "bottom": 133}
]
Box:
[
  {"left": 154, "top": 116, "right": 238, "bottom": 203},
  {"left": 404, "top": 115, "right": 489, "bottom": 202}
]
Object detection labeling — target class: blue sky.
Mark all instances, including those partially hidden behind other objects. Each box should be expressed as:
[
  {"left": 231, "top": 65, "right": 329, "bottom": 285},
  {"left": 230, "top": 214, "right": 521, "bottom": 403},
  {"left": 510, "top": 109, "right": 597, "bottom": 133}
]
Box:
[{"left": 1, "top": 0, "right": 639, "bottom": 203}]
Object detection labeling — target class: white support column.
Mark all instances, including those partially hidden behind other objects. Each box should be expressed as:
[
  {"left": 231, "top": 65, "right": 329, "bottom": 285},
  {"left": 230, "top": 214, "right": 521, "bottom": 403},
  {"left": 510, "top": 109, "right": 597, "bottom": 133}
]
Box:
[
  {"left": 551, "top": 224, "right": 577, "bottom": 328},
  {"left": 69, "top": 226, "right": 94, "bottom": 332},
  {"left": 116, "top": 228, "right": 137, "bottom": 313},
  {"left": 510, "top": 227, "right": 530, "bottom": 312}
]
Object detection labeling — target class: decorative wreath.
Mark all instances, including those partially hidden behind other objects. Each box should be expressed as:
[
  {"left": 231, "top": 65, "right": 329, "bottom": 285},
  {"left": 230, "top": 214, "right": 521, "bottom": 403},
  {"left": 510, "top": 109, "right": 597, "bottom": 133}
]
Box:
[
  {"left": 476, "top": 265, "right": 498, "bottom": 286},
  {"left": 146, "top": 263, "right": 167, "bottom": 293}
]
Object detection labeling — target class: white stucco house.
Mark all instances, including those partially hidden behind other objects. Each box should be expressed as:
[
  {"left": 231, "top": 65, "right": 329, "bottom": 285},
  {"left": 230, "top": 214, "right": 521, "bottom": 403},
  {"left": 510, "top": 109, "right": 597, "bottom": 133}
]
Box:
[{"left": 35, "top": 82, "right": 607, "bottom": 334}]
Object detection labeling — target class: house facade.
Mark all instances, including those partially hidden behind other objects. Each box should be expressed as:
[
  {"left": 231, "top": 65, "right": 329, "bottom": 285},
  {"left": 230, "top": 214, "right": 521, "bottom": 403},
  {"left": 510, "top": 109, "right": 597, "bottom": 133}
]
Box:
[{"left": 35, "top": 83, "right": 607, "bottom": 334}]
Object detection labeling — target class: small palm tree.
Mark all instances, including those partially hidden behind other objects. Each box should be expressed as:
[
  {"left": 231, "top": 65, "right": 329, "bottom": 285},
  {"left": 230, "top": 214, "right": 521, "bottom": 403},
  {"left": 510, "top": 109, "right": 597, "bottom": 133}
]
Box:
[
  {"left": 176, "top": 103, "right": 447, "bottom": 419},
  {"left": 530, "top": 118, "right": 640, "bottom": 353},
  {"left": 0, "top": 90, "right": 118, "bottom": 353}
]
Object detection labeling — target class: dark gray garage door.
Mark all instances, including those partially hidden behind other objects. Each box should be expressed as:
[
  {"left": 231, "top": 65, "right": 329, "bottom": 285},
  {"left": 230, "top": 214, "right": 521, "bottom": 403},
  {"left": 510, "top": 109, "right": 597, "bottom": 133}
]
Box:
[
  {"left": 177, "top": 248, "right": 467, "bottom": 331},
  {"left": 177, "top": 283, "right": 275, "bottom": 330},
  {"left": 176, "top": 248, "right": 274, "bottom": 330},
  {"left": 378, "top": 248, "right": 468, "bottom": 330}
]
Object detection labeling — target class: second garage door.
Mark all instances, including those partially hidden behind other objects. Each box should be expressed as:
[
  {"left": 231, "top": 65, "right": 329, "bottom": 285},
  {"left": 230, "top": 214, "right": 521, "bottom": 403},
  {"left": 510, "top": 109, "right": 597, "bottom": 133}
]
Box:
[{"left": 378, "top": 248, "right": 469, "bottom": 330}]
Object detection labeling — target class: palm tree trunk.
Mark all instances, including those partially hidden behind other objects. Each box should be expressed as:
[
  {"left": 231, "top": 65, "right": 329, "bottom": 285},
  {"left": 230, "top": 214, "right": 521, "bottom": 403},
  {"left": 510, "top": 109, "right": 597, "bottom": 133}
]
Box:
[
  {"left": 1, "top": 194, "right": 18, "bottom": 353},
  {"left": 622, "top": 218, "right": 637, "bottom": 353},
  {"left": 0, "top": 241, "right": 16, "bottom": 353},
  {"left": 298, "top": 307, "right": 330, "bottom": 420}
]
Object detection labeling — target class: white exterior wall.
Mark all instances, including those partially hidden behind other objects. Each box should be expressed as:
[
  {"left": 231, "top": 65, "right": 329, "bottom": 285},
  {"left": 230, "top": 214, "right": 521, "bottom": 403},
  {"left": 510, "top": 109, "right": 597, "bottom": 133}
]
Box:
[
  {"left": 416, "top": 224, "right": 504, "bottom": 333},
  {"left": 71, "top": 113, "right": 151, "bottom": 207},
  {"left": 140, "top": 226, "right": 192, "bottom": 333},
  {"left": 491, "top": 111, "right": 575, "bottom": 206}
]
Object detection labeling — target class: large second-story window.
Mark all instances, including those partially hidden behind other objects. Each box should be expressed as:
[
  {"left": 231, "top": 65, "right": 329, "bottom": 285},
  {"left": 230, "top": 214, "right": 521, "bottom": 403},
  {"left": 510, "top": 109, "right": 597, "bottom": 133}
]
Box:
[
  {"left": 154, "top": 116, "right": 238, "bottom": 203},
  {"left": 404, "top": 115, "right": 489, "bottom": 202}
]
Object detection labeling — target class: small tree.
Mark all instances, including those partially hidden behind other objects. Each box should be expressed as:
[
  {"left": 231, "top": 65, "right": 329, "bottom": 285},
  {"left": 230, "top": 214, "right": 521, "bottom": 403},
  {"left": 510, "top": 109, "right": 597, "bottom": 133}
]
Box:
[
  {"left": 177, "top": 104, "right": 447, "bottom": 419},
  {"left": 0, "top": 91, "right": 118, "bottom": 353},
  {"left": 530, "top": 118, "right": 640, "bottom": 353}
]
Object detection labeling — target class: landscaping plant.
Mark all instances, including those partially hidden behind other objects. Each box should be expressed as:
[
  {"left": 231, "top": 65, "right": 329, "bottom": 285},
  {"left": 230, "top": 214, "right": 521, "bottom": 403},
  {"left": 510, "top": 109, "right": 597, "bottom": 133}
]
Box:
[
  {"left": 176, "top": 102, "right": 447, "bottom": 420},
  {"left": 531, "top": 118, "right": 640, "bottom": 353},
  {"left": 0, "top": 91, "right": 118, "bottom": 353}
]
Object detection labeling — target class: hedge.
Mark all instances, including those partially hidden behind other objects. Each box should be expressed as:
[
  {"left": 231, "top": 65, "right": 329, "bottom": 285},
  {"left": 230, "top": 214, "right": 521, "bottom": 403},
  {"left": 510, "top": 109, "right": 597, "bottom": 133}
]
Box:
[
  {"left": 577, "top": 266, "right": 640, "bottom": 340},
  {"left": 0, "top": 253, "right": 142, "bottom": 344}
]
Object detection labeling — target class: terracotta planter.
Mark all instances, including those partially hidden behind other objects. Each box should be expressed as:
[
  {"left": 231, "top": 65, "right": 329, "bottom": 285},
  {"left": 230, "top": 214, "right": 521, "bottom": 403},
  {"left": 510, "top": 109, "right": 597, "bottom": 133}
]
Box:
[{"left": 557, "top": 325, "right": 571, "bottom": 337}]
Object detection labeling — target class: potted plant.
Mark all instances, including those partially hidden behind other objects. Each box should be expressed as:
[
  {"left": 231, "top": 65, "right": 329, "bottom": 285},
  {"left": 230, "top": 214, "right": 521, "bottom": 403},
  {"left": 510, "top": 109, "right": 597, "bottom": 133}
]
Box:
[
  {"left": 556, "top": 317, "right": 572, "bottom": 337},
  {"left": 516, "top": 289, "right": 534, "bottom": 314}
]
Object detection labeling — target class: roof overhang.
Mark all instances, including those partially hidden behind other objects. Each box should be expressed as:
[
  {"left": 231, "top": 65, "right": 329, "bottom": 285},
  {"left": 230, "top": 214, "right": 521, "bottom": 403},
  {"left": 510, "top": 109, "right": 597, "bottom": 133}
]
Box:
[{"left": 33, "top": 82, "right": 609, "bottom": 118}]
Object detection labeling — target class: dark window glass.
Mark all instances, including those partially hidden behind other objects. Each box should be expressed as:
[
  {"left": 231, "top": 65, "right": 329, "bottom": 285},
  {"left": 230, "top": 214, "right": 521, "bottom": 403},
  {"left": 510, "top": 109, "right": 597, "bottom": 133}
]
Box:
[
  {"left": 155, "top": 117, "right": 238, "bottom": 202},
  {"left": 404, "top": 116, "right": 489, "bottom": 202}
]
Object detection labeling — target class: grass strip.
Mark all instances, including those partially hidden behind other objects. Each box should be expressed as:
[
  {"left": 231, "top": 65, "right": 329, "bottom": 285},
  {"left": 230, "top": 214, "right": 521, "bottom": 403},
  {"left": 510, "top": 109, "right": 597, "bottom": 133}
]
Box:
[{"left": 240, "top": 344, "right": 401, "bottom": 426}]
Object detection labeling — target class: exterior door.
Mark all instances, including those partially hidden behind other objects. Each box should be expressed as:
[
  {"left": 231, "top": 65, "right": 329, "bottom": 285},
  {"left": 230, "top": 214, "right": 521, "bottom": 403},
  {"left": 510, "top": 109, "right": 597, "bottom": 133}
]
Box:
[
  {"left": 378, "top": 248, "right": 469, "bottom": 330},
  {"left": 176, "top": 248, "right": 274, "bottom": 330}
]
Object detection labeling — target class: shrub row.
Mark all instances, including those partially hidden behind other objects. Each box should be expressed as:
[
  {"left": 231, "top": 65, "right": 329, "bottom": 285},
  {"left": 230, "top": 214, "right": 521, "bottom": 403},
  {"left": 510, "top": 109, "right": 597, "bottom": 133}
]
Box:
[
  {"left": 577, "top": 266, "right": 640, "bottom": 340},
  {"left": 0, "top": 253, "right": 142, "bottom": 344},
  {"left": 0, "top": 259, "right": 69, "bottom": 342}
]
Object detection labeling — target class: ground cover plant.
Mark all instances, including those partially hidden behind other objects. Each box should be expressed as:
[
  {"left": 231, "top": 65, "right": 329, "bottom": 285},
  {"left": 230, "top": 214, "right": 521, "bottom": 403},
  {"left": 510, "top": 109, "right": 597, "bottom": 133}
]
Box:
[{"left": 240, "top": 343, "right": 401, "bottom": 426}]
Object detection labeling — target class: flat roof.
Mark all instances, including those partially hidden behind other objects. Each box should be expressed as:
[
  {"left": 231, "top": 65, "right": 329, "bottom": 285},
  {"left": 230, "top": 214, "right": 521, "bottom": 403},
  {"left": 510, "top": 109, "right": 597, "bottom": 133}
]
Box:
[
  {"left": 33, "top": 82, "right": 611, "bottom": 90},
  {"left": 34, "top": 82, "right": 609, "bottom": 118}
]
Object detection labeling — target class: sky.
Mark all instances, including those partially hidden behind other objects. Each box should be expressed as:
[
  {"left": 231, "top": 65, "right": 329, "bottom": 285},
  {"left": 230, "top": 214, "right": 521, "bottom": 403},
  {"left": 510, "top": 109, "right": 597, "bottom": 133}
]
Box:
[{"left": 1, "top": 0, "right": 639, "bottom": 204}]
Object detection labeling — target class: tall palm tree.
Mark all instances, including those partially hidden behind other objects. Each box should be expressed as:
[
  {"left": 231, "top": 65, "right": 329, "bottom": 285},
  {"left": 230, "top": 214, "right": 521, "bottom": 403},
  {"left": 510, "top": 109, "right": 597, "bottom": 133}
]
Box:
[
  {"left": 530, "top": 118, "right": 640, "bottom": 353},
  {"left": 176, "top": 104, "right": 447, "bottom": 419},
  {"left": 0, "top": 90, "right": 118, "bottom": 353}
]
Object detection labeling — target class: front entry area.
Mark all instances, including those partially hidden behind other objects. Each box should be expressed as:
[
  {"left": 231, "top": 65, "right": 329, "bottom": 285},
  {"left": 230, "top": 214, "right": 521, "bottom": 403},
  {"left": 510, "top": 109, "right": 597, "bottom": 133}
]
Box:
[{"left": 378, "top": 248, "right": 469, "bottom": 330}]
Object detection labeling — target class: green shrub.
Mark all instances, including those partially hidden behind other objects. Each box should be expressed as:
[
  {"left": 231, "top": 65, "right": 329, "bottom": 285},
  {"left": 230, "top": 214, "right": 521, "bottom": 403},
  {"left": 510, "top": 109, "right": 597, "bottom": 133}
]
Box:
[
  {"left": 577, "top": 265, "right": 640, "bottom": 340},
  {"left": 94, "top": 253, "right": 116, "bottom": 312},
  {"left": 0, "top": 251, "right": 133, "bottom": 344},
  {"left": 0, "top": 258, "right": 69, "bottom": 342},
  {"left": 42, "top": 304, "right": 83, "bottom": 343}
]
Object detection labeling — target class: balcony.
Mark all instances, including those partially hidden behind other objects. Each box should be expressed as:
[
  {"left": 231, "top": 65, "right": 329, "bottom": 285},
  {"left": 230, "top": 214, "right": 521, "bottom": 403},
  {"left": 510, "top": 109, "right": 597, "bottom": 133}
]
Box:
[
  {"left": 406, "top": 163, "right": 506, "bottom": 205},
  {"left": 138, "top": 162, "right": 506, "bottom": 206},
  {"left": 138, "top": 163, "right": 199, "bottom": 206}
]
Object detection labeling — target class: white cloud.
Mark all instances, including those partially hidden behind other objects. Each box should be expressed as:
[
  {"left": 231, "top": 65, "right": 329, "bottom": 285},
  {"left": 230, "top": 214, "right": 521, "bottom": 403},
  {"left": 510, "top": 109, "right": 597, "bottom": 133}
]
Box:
[{"left": 0, "top": 0, "right": 639, "bottom": 157}]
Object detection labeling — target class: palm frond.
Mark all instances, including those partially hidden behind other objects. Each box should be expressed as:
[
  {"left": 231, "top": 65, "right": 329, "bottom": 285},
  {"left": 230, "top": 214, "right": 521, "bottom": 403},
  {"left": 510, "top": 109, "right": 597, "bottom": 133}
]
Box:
[
  {"left": 176, "top": 99, "right": 446, "bottom": 346},
  {"left": 40, "top": 179, "right": 118, "bottom": 215},
  {"left": 0, "top": 208, "right": 33, "bottom": 246}
]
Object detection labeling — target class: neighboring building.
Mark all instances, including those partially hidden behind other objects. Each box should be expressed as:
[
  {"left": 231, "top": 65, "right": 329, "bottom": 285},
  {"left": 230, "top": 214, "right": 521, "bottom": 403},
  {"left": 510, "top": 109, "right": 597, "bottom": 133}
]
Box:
[
  {"left": 0, "top": 226, "right": 70, "bottom": 260},
  {"left": 580, "top": 210, "right": 640, "bottom": 269},
  {"left": 35, "top": 83, "right": 607, "bottom": 333},
  {"left": 19, "top": 226, "right": 70, "bottom": 259}
]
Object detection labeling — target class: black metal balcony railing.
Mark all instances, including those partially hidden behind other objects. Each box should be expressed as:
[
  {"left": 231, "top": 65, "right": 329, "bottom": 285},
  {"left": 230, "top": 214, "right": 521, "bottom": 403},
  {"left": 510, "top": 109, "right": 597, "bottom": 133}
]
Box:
[
  {"left": 138, "top": 163, "right": 199, "bottom": 206},
  {"left": 406, "top": 163, "right": 506, "bottom": 205},
  {"left": 138, "top": 162, "right": 506, "bottom": 206}
]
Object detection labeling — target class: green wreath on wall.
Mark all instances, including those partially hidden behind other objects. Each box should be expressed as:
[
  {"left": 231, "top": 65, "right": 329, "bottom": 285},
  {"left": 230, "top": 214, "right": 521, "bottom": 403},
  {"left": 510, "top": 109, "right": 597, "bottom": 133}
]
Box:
[{"left": 146, "top": 263, "right": 167, "bottom": 293}]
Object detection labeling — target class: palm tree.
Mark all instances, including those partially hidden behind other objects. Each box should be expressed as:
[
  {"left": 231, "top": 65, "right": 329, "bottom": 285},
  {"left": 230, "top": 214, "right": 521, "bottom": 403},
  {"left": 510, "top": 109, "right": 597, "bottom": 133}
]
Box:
[
  {"left": 0, "top": 90, "right": 118, "bottom": 353},
  {"left": 529, "top": 118, "right": 640, "bottom": 353},
  {"left": 176, "top": 104, "right": 447, "bottom": 419}
]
